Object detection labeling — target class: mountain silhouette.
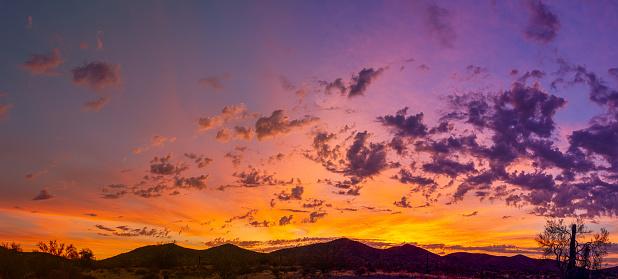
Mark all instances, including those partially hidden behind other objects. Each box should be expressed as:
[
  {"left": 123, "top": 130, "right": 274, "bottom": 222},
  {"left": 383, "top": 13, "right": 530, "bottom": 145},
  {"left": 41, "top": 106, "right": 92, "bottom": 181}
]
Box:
[{"left": 91, "top": 238, "right": 618, "bottom": 277}]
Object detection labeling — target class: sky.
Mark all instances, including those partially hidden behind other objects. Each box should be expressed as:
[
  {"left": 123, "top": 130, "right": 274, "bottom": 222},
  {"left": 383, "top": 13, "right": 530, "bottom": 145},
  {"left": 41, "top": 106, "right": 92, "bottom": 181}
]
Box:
[{"left": 2, "top": 0, "right": 618, "bottom": 263}]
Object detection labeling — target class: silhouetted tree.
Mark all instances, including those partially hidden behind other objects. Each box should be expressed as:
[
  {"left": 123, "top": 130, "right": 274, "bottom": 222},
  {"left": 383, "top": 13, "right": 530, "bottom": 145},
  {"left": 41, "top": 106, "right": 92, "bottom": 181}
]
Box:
[
  {"left": 0, "top": 242, "right": 23, "bottom": 252},
  {"left": 536, "top": 218, "right": 610, "bottom": 278}
]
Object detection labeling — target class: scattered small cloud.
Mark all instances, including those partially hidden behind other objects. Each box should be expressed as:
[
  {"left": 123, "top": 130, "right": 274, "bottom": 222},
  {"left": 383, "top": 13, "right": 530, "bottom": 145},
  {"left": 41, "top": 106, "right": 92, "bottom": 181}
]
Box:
[
  {"left": 255, "top": 110, "right": 319, "bottom": 141},
  {"left": 96, "top": 30, "right": 104, "bottom": 50},
  {"left": 32, "top": 189, "right": 55, "bottom": 201},
  {"left": 21, "top": 49, "right": 64, "bottom": 76},
  {"left": 198, "top": 72, "right": 233, "bottom": 92},
  {"left": 71, "top": 61, "right": 122, "bottom": 92},
  {"left": 82, "top": 95, "right": 110, "bottom": 112}
]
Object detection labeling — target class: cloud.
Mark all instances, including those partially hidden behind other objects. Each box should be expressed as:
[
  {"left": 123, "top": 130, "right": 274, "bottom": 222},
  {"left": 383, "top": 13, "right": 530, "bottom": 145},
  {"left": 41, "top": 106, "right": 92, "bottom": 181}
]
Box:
[
  {"left": 393, "top": 196, "right": 412, "bottom": 208},
  {"left": 196, "top": 103, "right": 257, "bottom": 132},
  {"left": 517, "top": 70, "right": 546, "bottom": 84},
  {"left": 95, "top": 225, "right": 171, "bottom": 238},
  {"left": 425, "top": 4, "right": 457, "bottom": 48},
  {"left": 149, "top": 153, "right": 189, "bottom": 176},
  {"left": 323, "top": 78, "right": 347, "bottom": 95},
  {"left": 0, "top": 103, "right": 13, "bottom": 121},
  {"left": 523, "top": 0, "right": 560, "bottom": 44},
  {"left": 278, "top": 215, "right": 293, "bottom": 226},
  {"left": 83, "top": 95, "right": 110, "bottom": 112},
  {"left": 276, "top": 185, "right": 304, "bottom": 201},
  {"left": 183, "top": 153, "right": 213, "bottom": 168},
  {"left": 302, "top": 211, "right": 327, "bottom": 223},
  {"left": 224, "top": 146, "right": 247, "bottom": 167},
  {"left": 32, "top": 189, "right": 55, "bottom": 201},
  {"left": 95, "top": 224, "right": 115, "bottom": 231},
  {"left": 421, "top": 158, "right": 476, "bottom": 178},
  {"left": 216, "top": 128, "right": 233, "bottom": 142},
  {"left": 452, "top": 65, "right": 489, "bottom": 81},
  {"left": 101, "top": 190, "right": 128, "bottom": 199},
  {"left": 134, "top": 135, "right": 176, "bottom": 153},
  {"left": 21, "top": 49, "right": 64, "bottom": 75},
  {"left": 96, "top": 30, "right": 104, "bottom": 50},
  {"left": 85, "top": 213, "right": 97, "bottom": 217},
  {"left": 233, "top": 168, "right": 290, "bottom": 187},
  {"left": 174, "top": 175, "right": 209, "bottom": 190},
  {"left": 226, "top": 209, "right": 258, "bottom": 223},
  {"left": 233, "top": 126, "right": 254, "bottom": 141},
  {"left": 255, "top": 110, "right": 319, "bottom": 141},
  {"left": 71, "top": 61, "right": 122, "bottom": 92},
  {"left": 302, "top": 199, "right": 326, "bottom": 208},
  {"left": 377, "top": 107, "right": 428, "bottom": 138},
  {"left": 348, "top": 68, "right": 385, "bottom": 97},
  {"left": 461, "top": 211, "right": 478, "bottom": 217},
  {"left": 198, "top": 72, "right": 232, "bottom": 92}
]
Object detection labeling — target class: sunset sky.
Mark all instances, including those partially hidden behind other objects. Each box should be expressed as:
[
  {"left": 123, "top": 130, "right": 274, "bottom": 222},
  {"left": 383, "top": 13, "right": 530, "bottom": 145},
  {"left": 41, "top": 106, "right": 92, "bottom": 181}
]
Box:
[{"left": 2, "top": 0, "right": 618, "bottom": 263}]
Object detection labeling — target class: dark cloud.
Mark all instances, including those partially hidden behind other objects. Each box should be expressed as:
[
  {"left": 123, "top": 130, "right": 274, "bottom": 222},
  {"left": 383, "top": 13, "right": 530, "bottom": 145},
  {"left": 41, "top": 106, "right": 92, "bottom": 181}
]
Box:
[
  {"left": 32, "top": 189, "right": 55, "bottom": 201},
  {"left": 517, "top": 70, "right": 546, "bottom": 84},
  {"left": 348, "top": 68, "right": 385, "bottom": 97},
  {"left": 101, "top": 190, "right": 128, "bottom": 199},
  {"left": 96, "top": 225, "right": 171, "bottom": 238},
  {"left": 224, "top": 146, "right": 247, "bottom": 167},
  {"left": 71, "top": 61, "right": 122, "bottom": 92},
  {"left": 302, "top": 211, "right": 327, "bottom": 223},
  {"left": 461, "top": 211, "right": 478, "bottom": 217},
  {"left": 421, "top": 158, "right": 476, "bottom": 178},
  {"left": 377, "top": 107, "right": 428, "bottom": 138},
  {"left": 417, "top": 64, "right": 430, "bottom": 71},
  {"left": 95, "top": 224, "right": 115, "bottom": 232},
  {"left": 174, "top": 175, "right": 209, "bottom": 190},
  {"left": 268, "top": 153, "right": 285, "bottom": 163},
  {"left": 559, "top": 62, "right": 618, "bottom": 108},
  {"left": 21, "top": 49, "right": 64, "bottom": 75},
  {"left": 249, "top": 220, "right": 273, "bottom": 227},
  {"left": 233, "top": 126, "right": 254, "bottom": 141},
  {"left": 198, "top": 72, "right": 232, "bottom": 92},
  {"left": 226, "top": 209, "right": 258, "bottom": 223},
  {"left": 393, "top": 196, "right": 412, "bottom": 208},
  {"left": 255, "top": 110, "right": 318, "bottom": 141},
  {"left": 323, "top": 78, "right": 347, "bottom": 95},
  {"left": 523, "top": 0, "right": 560, "bottom": 44},
  {"left": 183, "top": 153, "right": 213, "bottom": 168},
  {"left": 278, "top": 215, "right": 293, "bottom": 226},
  {"left": 84, "top": 213, "right": 97, "bottom": 217},
  {"left": 276, "top": 185, "right": 304, "bottom": 201},
  {"left": 425, "top": 4, "right": 457, "bottom": 48},
  {"left": 233, "top": 168, "right": 289, "bottom": 187},
  {"left": 453, "top": 65, "right": 489, "bottom": 81},
  {"left": 609, "top": 68, "right": 618, "bottom": 84},
  {"left": 388, "top": 137, "right": 407, "bottom": 155},
  {"left": 149, "top": 153, "right": 189, "bottom": 176},
  {"left": 215, "top": 128, "right": 232, "bottom": 142},
  {"left": 344, "top": 132, "right": 389, "bottom": 179},
  {"left": 302, "top": 199, "right": 326, "bottom": 208}
]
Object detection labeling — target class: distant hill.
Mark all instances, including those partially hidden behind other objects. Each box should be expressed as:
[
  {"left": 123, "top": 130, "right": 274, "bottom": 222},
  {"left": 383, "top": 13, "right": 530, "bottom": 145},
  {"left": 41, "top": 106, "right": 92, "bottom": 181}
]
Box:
[
  {"left": 92, "top": 238, "right": 618, "bottom": 277},
  {"left": 97, "top": 242, "right": 265, "bottom": 269}
]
